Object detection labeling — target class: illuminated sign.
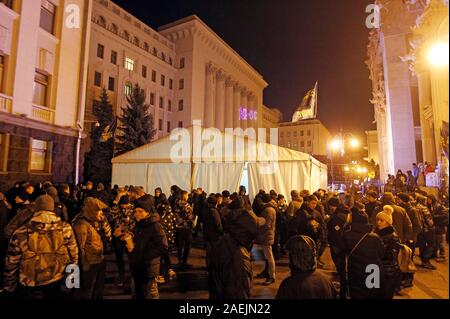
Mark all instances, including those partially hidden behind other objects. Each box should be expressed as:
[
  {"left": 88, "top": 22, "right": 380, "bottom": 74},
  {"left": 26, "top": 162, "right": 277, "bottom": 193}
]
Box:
[{"left": 239, "top": 107, "right": 257, "bottom": 121}]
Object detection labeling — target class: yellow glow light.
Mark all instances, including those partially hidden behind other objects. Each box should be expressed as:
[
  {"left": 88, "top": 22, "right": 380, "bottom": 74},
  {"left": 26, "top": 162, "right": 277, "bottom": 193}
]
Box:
[
  {"left": 350, "top": 139, "right": 359, "bottom": 148},
  {"left": 428, "top": 42, "right": 449, "bottom": 67},
  {"left": 331, "top": 139, "right": 341, "bottom": 151}
]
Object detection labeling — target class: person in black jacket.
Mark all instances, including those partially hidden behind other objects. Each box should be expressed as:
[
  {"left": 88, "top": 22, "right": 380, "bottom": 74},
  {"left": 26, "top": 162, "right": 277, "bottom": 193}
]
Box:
[
  {"left": 343, "top": 208, "right": 385, "bottom": 299},
  {"left": 203, "top": 195, "right": 224, "bottom": 246},
  {"left": 364, "top": 191, "right": 380, "bottom": 226},
  {"left": 252, "top": 190, "right": 266, "bottom": 217},
  {"left": 375, "top": 206, "right": 402, "bottom": 299},
  {"left": 427, "top": 194, "right": 449, "bottom": 262},
  {"left": 327, "top": 197, "right": 350, "bottom": 299},
  {"left": 154, "top": 187, "right": 167, "bottom": 209},
  {"left": 59, "top": 184, "right": 77, "bottom": 222},
  {"left": 238, "top": 185, "right": 252, "bottom": 211},
  {"left": 125, "top": 195, "right": 168, "bottom": 299},
  {"left": 276, "top": 235, "right": 337, "bottom": 299},
  {"left": 174, "top": 190, "right": 195, "bottom": 268}
]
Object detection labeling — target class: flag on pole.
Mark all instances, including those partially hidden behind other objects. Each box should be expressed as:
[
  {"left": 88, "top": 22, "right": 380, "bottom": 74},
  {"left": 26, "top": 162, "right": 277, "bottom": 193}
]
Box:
[
  {"left": 100, "top": 117, "right": 117, "bottom": 142},
  {"left": 292, "top": 81, "right": 318, "bottom": 122}
]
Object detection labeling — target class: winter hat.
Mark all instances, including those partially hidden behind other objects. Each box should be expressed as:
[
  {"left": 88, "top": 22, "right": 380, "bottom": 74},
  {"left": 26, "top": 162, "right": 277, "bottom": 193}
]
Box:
[
  {"left": 286, "top": 235, "right": 317, "bottom": 272},
  {"left": 239, "top": 185, "right": 247, "bottom": 194},
  {"left": 97, "top": 183, "right": 105, "bottom": 191},
  {"left": 397, "top": 193, "right": 410, "bottom": 203},
  {"left": 46, "top": 186, "right": 59, "bottom": 203},
  {"left": 35, "top": 195, "right": 55, "bottom": 212},
  {"left": 381, "top": 192, "right": 395, "bottom": 205},
  {"left": 299, "top": 190, "right": 310, "bottom": 198},
  {"left": 261, "top": 193, "right": 272, "bottom": 203},
  {"left": 269, "top": 190, "right": 277, "bottom": 197},
  {"left": 328, "top": 197, "right": 340, "bottom": 208},
  {"left": 134, "top": 194, "right": 154, "bottom": 213},
  {"left": 415, "top": 194, "right": 427, "bottom": 205},
  {"left": 229, "top": 195, "right": 244, "bottom": 209},
  {"left": 377, "top": 205, "right": 394, "bottom": 225},
  {"left": 118, "top": 195, "right": 131, "bottom": 206},
  {"left": 207, "top": 195, "right": 218, "bottom": 207},
  {"left": 351, "top": 208, "right": 369, "bottom": 225},
  {"left": 82, "top": 197, "right": 108, "bottom": 220},
  {"left": 366, "top": 191, "right": 378, "bottom": 199},
  {"left": 291, "top": 190, "right": 300, "bottom": 199},
  {"left": 222, "top": 190, "right": 231, "bottom": 198}
]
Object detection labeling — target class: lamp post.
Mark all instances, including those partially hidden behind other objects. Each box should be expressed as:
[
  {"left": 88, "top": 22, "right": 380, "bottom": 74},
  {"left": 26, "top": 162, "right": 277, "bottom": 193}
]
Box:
[
  {"left": 75, "top": 119, "right": 99, "bottom": 185},
  {"left": 328, "top": 129, "right": 360, "bottom": 191}
]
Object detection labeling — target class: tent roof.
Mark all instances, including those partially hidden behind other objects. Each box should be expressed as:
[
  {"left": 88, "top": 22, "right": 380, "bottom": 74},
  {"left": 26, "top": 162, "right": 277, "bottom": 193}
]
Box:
[{"left": 112, "top": 126, "right": 324, "bottom": 165}]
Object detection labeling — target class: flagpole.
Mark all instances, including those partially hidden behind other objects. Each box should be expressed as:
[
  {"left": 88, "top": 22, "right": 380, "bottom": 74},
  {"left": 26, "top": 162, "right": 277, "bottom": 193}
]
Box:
[{"left": 314, "top": 81, "right": 318, "bottom": 119}]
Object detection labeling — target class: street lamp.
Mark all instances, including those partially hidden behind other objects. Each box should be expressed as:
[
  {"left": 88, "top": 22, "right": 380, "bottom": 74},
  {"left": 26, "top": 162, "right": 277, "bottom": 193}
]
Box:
[{"left": 428, "top": 41, "right": 449, "bottom": 66}]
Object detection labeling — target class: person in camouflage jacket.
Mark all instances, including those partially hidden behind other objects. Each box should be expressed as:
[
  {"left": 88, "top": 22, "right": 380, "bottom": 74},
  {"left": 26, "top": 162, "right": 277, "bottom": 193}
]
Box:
[
  {"left": 174, "top": 191, "right": 195, "bottom": 267},
  {"left": 3, "top": 195, "right": 78, "bottom": 297}
]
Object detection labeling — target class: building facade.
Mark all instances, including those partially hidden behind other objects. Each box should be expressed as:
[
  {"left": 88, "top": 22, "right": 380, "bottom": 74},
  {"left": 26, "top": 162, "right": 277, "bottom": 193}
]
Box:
[
  {"left": 88, "top": 0, "right": 268, "bottom": 146},
  {"left": 262, "top": 105, "right": 282, "bottom": 129},
  {"left": 365, "top": 130, "right": 379, "bottom": 164},
  {"left": 0, "top": 0, "right": 91, "bottom": 190},
  {"left": 367, "top": 0, "right": 448, "bottom": 186},
  {"left": 278, "top": 119, "right": 331, "bottom": 157}
]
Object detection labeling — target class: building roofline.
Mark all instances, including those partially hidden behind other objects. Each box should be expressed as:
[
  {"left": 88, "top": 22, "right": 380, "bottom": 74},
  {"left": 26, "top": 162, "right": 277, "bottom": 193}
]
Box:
[{"left": 159, "top": 15, "right": 268, "bottom": 86}]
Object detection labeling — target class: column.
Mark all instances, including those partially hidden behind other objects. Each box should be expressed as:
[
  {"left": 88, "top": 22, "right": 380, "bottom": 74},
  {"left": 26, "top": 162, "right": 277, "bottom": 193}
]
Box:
[
  {"left": 225, "top": 77, "right": 234, "bottom": 129},
  {"left": 204, "top": 63, "right": 216, "bottom": 128},
  {"left": 233, "top": 82, "right": 241, "bottom": 129},
  {"left": 248, "top": 93, "right": 256, "bottom": 130},
  {"left": 417, "top": 70, "right": 436, "bottom": 165},
  {"left": 215, "top": 70, "right": 226, "bottom": 131},
  {"left": 241, "top": 88, "right": 248, "bottom": 131}
]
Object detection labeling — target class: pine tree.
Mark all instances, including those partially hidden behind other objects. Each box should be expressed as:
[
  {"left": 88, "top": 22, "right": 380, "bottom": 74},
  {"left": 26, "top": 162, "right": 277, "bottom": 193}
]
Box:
[
  {"left": 83, "top": 88, "right": 115, "bottom": 185},
  {"left": 115, "top": 83, "right": 156, "bottom": 156}
]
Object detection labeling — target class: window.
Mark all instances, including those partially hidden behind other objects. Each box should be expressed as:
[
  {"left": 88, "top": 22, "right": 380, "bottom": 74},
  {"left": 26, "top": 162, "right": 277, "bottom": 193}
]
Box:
[
  {"left": 152, "top": 48, "right": 157, "bottom": 56},
  {"left": 133, "top": 37, "right": 140, "bottom": 46},
  {"left": 94, "top": 71, "right": 102, "bottom": 87},
  {"left": 161, "top": 75, "right": 165, "bottom": 86},
  {"left": 40, "top": 0, "right": 56, "bottom": 34},
  {"left": 293, "top": 143, "right": 298, "bottom": 149},
  {"left": 150, "top": 93, "right": 155, "bottom": 105},
  {"left": 169, "top": 57, "right": 173, "bottom": 65},
  {"left": 161, "top": 52, "right": 166, "bottom": 61},
  {"left": 167, "top": 121, "right": 171, "bottom": 133},
  {"left": 178, "top": 100, "right": 184, "bottom": 111},
  {"left": 144, "top": 42, "right": 149, "bottom": 52},
  {"left": 280, "top": 132, "right": 284, "bottom": 138},
  {"left": 108, "top": 77, "right": 115, "bottom": 91},
  {"left": 178, "top": 121, "right": 183, "bottom": 128},
  {"left": 287, "top": 142, "right": 291, "bottom": 148},
  {"left": 307, "top": 130, "right": 311, "bottom": 136},
  {"left": 97, "top": 16, "right": 106, "bottom": 28},
  {"left": 307, "top": 141, "right": 312, "bottom": 147},
  {"left": 151, "top": 70, "right": 156, "bottom": 82},
  {"left": 124, "top": 82, "right": 132, "bottom": 97},
  {"left": 179, "top": 79, "right": 184, "bottom": 90},
  {"left": 33, "top": 71, "right": 49, "bottom": 106},
  {"left": 300, "top": 141, "right": 305, "bottom": 147},
  {"left": 169, "top": 79, "right": 173, "bottom": 90},
  {"left": 168, "top": 100, "right": 172, "bottom": 111},
  {"left": 142, "top": 65, "right": 147, "bottom": 78},
  {"left": 122, "top": 30, "right": 130, "bottom": 41},
  {"left": 111, "top": 51, "right": 117, "bottom": 65},
  {"left": 287, "top": 132, "right": 291, "bottom": 137},
  {"left": 97, "top": 44, "right": 104, "bottom": 59},
  {"left": 159, "top": 96, "right": 164, "bottom": 109},
  {"left": 158, "top": 119, "right": 163, "bottom": 131},
  {"left": 125, "top": 57, "right": 134, "bottom": 71},
  {"left": 180, "top": 57, "right": 185, "bottom": 68},
  {"left": 293, "top": 131, "right": 297, "bottom": 137},
  {"left": 300, "top": 130, "right": 304, "bottom": 136},
  {"left": 0, "top": 55, "right": 4, "bottom": 92},
  {"left": 30, "top": 139, "right": 50, "bottom": 172}
]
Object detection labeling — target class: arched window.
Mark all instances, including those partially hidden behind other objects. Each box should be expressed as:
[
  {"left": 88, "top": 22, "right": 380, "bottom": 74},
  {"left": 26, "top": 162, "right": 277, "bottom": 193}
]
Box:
[
  {"left": 110, "top": 23, "right": 118, "bottom": 34},
  {"left": 122, "top": 30, "right": 130, "bottom": 41},
  {"left": 97, "top": 16, "right": 106, "bottom": 28},
  {"left": 161, "top": 52, "right": 166, "bottom": 61},
  {"left": 134, "top": 36, "right": 140, "bottom": 46},
  {"left": 144, "top": 42, "right": 149, "bottom": 52}
]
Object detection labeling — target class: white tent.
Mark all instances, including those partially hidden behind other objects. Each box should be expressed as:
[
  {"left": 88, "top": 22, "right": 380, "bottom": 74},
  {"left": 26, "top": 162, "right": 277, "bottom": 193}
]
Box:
[{"left": 111, "top": 126, "right": 328, "bottom": 200}]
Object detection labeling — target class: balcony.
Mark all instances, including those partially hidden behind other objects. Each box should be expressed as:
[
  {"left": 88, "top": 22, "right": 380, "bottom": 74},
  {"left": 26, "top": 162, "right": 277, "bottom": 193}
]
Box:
[
  {"left": 31, "top": 104, "right": 55, "bottom": 123},
  {"left": 0, "top": 93, "right": 12, "bottom": 113}
]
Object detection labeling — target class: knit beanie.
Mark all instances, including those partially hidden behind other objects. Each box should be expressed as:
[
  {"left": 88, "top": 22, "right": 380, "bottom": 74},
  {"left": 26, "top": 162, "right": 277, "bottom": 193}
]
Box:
[
  {"left": 134, "top": 194, "right": 154, "bottom": 213},
  {"left": 35, "top": 195, "right": 55, "bottom": 212},
  {"left": 46, "top": 186, "right": 59, "bottom": 203},
  {"left": 377, "top": 205, "right": 394, "bottom": 225}
]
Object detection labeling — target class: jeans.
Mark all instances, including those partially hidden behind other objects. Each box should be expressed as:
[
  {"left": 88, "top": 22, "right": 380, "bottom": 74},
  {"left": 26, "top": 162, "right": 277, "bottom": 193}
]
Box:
[
  {"left": 176, "top": 228, "right": 192, "bottom": 264},
  {"left": 436, "top": 234, "right": 446, "bottom": 258},
  {"left": 18, "top": 280, "right": 63, "bottom": 300},
  {"left": 417, "top": 231, "right": 435, "bottom": 263},
  {"left": 262, "top": 245, "right": 276, "bottom": 280},
  {"left": 330, "top": 245, "right": 347, "bottom": 299},
  {"left": 131, "top": 268, "right": 159, "bottom": 299},
  {"left": 112, "top": 237, "right": 126, "bottom": 283},
  {"left": 74, "top": 262, "right": 106, "bottom": 299}
]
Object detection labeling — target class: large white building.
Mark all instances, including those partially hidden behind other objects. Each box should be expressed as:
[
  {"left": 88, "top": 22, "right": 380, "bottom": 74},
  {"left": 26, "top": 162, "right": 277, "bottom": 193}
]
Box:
[
  {"left": 87, "top": 0, "right": 268, "bottom": 149},
  {"left": 0, "top": 0, "right": 91, "bottom": 189}
]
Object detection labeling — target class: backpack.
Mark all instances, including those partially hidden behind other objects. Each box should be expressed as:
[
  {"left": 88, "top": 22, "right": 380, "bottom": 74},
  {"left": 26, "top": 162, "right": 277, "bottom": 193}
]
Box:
[
  {"left": 397, "top": 244, "right": 416, "bottom": 273},
  {"left": 20, "top": 222, "right": 70, "bottom": 287}
]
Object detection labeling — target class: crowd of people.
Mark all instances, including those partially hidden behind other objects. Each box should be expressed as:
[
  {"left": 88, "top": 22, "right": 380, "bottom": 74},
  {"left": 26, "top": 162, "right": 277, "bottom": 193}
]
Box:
[{"left": 0, "top": 178, "right": 448, "bottom": 299}]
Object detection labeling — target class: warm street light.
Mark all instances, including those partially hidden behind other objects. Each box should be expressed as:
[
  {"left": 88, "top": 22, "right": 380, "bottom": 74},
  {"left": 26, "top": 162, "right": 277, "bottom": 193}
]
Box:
[
  {"left": 356, "top": 167, "right": 362, "bottom": 174},
  {"left": 344, "top": 166, "right": 350, "bottom": 172},
  {"left": 428, "top": 41, "right": 449, "bottom": 66},
  {"left": 331, "top": 139, "right": 341, "bottom": 151},
  {"left": 350, "top": 138, "right": 359, "bottom": 148}
]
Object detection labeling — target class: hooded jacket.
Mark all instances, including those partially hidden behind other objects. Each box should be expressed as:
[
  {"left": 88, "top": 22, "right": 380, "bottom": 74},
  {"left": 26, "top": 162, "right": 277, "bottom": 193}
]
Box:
[
  {"left": 73, "top": 198, "right": 107, "bottom": 268},
  {"left": 129, "top": 212, "right": 168, "bottom": 278},
  {"left": 4, "top": 211, "right": 78, "bottom": 291},
  {"left": 256, "top": 202, "right": 277, "bottom": 246}
]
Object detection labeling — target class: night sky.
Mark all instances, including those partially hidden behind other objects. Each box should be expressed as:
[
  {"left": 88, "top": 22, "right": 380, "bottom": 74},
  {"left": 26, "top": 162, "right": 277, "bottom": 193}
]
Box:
[{"left": 112, "top": 0, "right": 376, "bottom": 140}]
